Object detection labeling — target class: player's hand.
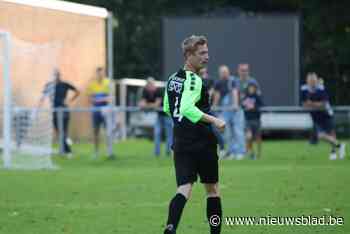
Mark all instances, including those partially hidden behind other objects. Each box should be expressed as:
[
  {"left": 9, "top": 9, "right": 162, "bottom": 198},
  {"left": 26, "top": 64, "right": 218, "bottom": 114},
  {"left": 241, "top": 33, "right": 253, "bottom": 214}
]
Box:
[{"left": 214, "top": 118, "right": 226, "bottom": 133}]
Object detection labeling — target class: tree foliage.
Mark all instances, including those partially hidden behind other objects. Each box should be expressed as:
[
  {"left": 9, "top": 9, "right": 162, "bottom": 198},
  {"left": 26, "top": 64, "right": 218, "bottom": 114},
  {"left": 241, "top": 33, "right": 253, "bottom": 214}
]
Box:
[{"left": 66, "top": 0, "right": 350, "bottom": 104}]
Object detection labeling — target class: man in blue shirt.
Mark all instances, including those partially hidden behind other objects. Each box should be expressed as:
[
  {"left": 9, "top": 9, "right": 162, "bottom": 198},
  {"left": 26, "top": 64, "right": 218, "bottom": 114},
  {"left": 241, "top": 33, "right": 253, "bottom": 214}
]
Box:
[{"left": 301, "top": 72, "right": 346, "bottom": 160}]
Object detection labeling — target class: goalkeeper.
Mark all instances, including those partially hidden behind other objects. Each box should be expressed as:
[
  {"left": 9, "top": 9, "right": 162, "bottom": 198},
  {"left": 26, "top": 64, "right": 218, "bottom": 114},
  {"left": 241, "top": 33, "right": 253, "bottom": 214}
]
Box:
[{"left": 163, "top": 35, "right": 225, "bottom": 234}]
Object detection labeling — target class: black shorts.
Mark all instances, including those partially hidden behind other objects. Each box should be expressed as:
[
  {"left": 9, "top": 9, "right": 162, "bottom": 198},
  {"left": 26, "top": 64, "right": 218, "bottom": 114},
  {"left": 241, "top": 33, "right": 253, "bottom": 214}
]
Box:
[
  {"left": 173, "top": 147, "right": 219, "bottom": 186},
  {"left": 92, "top": 110, "right": 106, "bottom": 130},
  {"left": 246, "top": 119, "right": 261, "bottom": 138},
  {"left": 315, "top": 118, "right": 335, "bottom": 135}
]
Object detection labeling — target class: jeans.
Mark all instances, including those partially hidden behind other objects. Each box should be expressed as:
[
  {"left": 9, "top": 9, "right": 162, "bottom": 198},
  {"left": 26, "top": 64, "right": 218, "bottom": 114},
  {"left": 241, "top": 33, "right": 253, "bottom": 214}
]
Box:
[
  {"left": 154, "top": 114, "right": 173, "bottom": 156},
  {"left": 223, "top": 109, "right": 246, "bottom": 155}
]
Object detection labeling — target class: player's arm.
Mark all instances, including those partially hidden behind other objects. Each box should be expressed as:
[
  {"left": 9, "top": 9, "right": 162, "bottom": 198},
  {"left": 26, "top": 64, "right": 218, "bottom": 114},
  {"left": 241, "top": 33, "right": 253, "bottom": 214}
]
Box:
[
  {"left": 180, "top": 74, "right": 225, "bottom": 131},
  {"left": 70, "top": 89, "right": 80, "bottom": 102},
  {"left": 37, "top": 83, "right": 51, "bottom": 108},
  {"left": 151, "top": 88, "right": 163, "bottom": 110},
  {"left": 67, "top": 83, "right": 80, "bottom": 103},
  {"left": 212, "top": 81, "right": 221, "bottom": 110},
  {"left": 302, "top": 91, "right": 326, "bottom": 109},
  {"left": 212, "top": 79, "right": 220, "bottom": 107},
  {"left": 138, "top": 97, "right": 147, "bottom": 108},
  {"left": 301, "top": 89, "right": 312, "bottom": 108},
  {"left": 141, "top": 98, "right": 162, "bottom": 109},
  {"left": 139, "top": 90, "right": 153, "bottom": 109},
  {"left": 312, "top": 90, "right": 330, "bottom": 108},
  {"left": 200, "top": 113, "right": 225, "bottom": 132},
  {"left": 142, "top": 98, "right": 161, "bottom": 109},
  {"left": 139, "top": 98, "right": 158, "bottom": 109},
  {"left": 212, "top": 91, "right": 220, "bottom": 108},
  {"left": 307, "top": 101, "right": 325, "bottom": 108},
  {"left": 139, "top": 88, "right": 148, "bottom": 108},
  {"left": 37, "top": 95, "right": 46, "bottom": 108},
  {"left": 163, "top": 89, "right": 171, "bottom": 116}
]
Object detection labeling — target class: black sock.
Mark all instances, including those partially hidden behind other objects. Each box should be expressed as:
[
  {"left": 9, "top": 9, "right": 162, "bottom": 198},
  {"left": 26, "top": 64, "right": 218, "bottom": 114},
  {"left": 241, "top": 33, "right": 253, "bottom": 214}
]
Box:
[
  {"left": 165, "top": 193, "right": 187, "bottom": 232},
  {"left": 207, "top": 197, "right": 222, "bottom": 234},
  {"left": 331, "top": 143, "right": 341, "bottom": 153},
  {"left": 331, "top": 144, "right": 337, "bottom": 153}
]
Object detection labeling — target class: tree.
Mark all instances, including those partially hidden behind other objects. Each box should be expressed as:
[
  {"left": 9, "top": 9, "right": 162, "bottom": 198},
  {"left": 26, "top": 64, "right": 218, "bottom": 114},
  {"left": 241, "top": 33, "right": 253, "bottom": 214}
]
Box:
[{"left": 65, "top": 0, "right": 350, "bottom": 104}]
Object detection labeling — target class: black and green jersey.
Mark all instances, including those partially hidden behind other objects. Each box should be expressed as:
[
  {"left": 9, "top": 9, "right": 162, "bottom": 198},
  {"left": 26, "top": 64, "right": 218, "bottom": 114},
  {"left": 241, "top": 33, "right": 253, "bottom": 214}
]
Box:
[{"left": 163, "top": 69, "right": 217, "bottom": 152}]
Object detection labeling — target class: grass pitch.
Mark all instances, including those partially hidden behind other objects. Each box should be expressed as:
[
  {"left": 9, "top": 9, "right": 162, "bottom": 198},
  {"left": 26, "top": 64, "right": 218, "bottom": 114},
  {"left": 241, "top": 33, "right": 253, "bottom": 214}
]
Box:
[{"left": 0, "top": 139, "right": 349, "bottom": 234}]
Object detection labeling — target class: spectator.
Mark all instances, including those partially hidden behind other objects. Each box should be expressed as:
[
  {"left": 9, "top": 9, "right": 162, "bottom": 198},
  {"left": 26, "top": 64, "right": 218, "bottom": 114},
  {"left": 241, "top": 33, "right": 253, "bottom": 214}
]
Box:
[
  {"left": 301, "top": 75, "right": 324, "bottom": 145},
  {"left": 39, "top": 69, "right": 80, "bottom": 156},
  {"left": 235, "top": 63, "right": 260, "bottom": 100},
  {"left": 301, "top": 72, "right": 346, "bottom": 160},
  {"left": 234, "top": 63, "right": 261, "bottom": 157},
  {"left": 213, "top": 65, "right": 243, "bottom": 159},
  {"left": 199, "top": 67, "right": 225, "bottom": 156},
  {"left": 241, "top": 83, "right": 263, "bottom": 159},
  {"left": 87, "top": 67, "right": 112, "bottom": 159},
  {"left": 198, "top": 67, "right": 215, "bottom": 97},
  {"left": 139, "top": 77, "right": 173, "bottom": 157}
]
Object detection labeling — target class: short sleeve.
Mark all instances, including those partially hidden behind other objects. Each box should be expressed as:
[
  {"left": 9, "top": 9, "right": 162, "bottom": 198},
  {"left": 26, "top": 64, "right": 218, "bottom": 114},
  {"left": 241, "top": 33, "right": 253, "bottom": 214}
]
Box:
[
  {"left": 231, "top": 78, "right": 238, "bottom": 89},
  {"left": 301, "top": 89, "right": 308, "bottom": 103},
  {"left": 213, "top": 80, "right": 221, "bottom": 91},
  {"left": 156, "top": 88, "right": 163, "bottom": 99},
  {"left": 320, "top": 90, "right": 329, "bottom": 102},
  {"left": 65, "top": 82, "right": 77, "bottom": 91}
]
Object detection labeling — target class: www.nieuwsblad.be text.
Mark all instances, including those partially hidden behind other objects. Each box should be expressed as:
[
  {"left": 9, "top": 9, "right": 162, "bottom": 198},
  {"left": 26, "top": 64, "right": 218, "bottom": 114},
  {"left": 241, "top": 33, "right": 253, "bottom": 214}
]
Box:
[{"left": 209, "top": 215, "right": 344, "bottom": 226}]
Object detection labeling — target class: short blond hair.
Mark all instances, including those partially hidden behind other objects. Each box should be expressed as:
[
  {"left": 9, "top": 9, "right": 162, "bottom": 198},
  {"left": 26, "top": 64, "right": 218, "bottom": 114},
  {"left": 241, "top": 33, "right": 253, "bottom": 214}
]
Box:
[{"left": 182, "top": 35, "right": 207, "bottom": 57}]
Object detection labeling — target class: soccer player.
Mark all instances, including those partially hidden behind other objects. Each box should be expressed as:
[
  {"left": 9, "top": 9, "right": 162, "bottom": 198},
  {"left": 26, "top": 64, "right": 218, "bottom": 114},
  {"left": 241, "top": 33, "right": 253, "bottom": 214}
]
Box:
[
  {"left": 301, "top": 72, "right": 346, "bottom": 160},
  {"left": 162, "top": 35, "right": 226, "bottom": 234},
  {"left": 87, "top": 67, "right": 112, "bottom": 159},
  {"left": 39, "top": 69, "right": 80, "bottom": 155},
  {"left": 241, "top": 83, "right": 263, "bottom": 159}
]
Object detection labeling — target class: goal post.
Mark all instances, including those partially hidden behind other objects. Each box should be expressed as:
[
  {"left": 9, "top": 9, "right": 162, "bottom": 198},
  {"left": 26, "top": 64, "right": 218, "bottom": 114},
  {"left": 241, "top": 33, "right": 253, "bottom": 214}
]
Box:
[
  {"left": 0, "top": 31, "right": 57, "bottom": 170},
  {"left": 0, "top": 31, "right": 12, "bottom": 168}
]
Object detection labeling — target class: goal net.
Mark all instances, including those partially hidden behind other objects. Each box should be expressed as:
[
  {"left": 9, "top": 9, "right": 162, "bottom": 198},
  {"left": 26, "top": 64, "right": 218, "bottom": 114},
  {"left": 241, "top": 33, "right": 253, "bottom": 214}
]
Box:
[{"left": 0, "top": 32, "right": 60, "bottom": 169}]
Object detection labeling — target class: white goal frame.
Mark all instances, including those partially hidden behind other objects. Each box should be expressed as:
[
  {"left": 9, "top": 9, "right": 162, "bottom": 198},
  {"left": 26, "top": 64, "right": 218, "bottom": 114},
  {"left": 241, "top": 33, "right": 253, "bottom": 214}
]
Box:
[{"left": 0, "top": 31, "right": 12, "bottom": 168}]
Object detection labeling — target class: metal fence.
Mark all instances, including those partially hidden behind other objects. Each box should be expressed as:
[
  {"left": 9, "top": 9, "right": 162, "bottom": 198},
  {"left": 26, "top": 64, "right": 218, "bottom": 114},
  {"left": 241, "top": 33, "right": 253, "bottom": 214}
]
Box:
[{"left": 2, "top": 106, "right": 349, "bottom": 157}]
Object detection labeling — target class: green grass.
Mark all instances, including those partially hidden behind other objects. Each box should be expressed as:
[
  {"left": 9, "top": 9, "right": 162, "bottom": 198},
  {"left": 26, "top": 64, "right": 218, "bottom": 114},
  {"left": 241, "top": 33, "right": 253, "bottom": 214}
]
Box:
[{"left": 0, "top": 139, "right": 349, "bottom": 234}]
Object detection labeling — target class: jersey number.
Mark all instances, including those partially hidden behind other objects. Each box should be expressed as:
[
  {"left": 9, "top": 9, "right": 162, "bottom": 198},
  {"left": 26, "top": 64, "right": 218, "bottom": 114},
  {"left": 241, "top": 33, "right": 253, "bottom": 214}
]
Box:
[{"left": 173, "top": 97, "right": 183, "bottom": 122}]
